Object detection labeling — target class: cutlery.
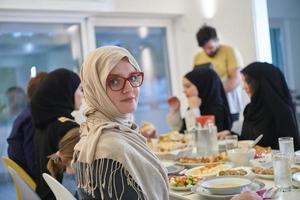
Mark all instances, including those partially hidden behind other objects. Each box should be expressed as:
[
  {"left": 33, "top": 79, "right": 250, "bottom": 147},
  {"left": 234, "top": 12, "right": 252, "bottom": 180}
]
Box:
[
  {"left": 252, "top": 134, "right": 263, "bottom": 147},
  {"left": 262, "top": 187, "right": 278, "bottom": 199},
  {"left": 178, "top": 169, "right": 187, "bottom": 175}
]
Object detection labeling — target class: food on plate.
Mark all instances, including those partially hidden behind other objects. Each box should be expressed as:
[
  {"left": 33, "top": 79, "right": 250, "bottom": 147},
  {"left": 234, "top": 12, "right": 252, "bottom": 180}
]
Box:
[
  {"left": 252, "top": 165, "right": 300, "bottom": 176},
  {"left": 157, "top": 141, "right": 187, "bottom": 152},
  {"left": 148, "top": 131, "right": 189, "bottom": 153},
  {"left": 186, "top": 163, "right": 232, "bottom": 178},
  {"left": 169, "top": 175, "right": 200, "bottom": 188},
  {"left": 177, "top": 152, "right": 227, "bottom": 164},
  {"left": 253, "top": 145, "right": 272, "bottom": 158},
  {"left": 252, "top": 166, "right": 273, "bottom": 175},
  {"left": 218, "top": 168, "right": 248, "bottom": 176},
  {"left": 158, "top": 131, "right": 188, "bottom": 143},
  {"left": 140, "top": 121, "right": 156, "bottom": 138},
  {"left": 291, "top": 166, "right": 300, "bottom": 174}
]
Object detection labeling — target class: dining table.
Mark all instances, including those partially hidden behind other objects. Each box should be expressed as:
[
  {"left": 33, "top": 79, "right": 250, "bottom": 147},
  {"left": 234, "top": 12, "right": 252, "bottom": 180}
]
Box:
[{"left": 162, "top": 160, "right": 300, "bottom": 200}]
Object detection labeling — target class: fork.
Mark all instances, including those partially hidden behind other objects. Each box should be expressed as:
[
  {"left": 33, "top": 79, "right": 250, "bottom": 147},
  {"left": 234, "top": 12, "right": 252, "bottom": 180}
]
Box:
[{"left": 262, "top": 187, "right": 278, "bottom": 199}]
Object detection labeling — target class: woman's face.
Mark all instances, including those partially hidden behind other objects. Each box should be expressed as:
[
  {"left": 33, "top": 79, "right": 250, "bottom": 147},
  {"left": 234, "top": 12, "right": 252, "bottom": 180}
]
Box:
[
  {"left": 74, "top": 84, "right": 84, "bottom": 110},
  {"left": 183, "top": 78, "right": 198, "bottom": 98},
  {"left": 106, "top": 59, "right": 140, "bottom": 114},
  {"left": 241, "top": 74, "right": 252, "bottom": 97}
]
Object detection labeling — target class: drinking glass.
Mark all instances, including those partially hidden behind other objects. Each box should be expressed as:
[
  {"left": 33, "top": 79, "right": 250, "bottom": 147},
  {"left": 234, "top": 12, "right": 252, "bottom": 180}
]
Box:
[
  {"left": 272, "top": 152, "right": 292, "bottom": 192},
  {"left": 279, "top": 137, "right": 295, "bottom": 165},
  {"left": 225, "top": 135, "right": 238, "bottom": 151}
]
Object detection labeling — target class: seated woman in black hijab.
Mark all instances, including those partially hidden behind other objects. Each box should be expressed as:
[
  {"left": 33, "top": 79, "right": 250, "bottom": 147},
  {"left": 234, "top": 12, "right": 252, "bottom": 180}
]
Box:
[
  {"left": 167, "top": 67, "right": 232, "bottom": 132},
  {"left": 218, "top": 62, "right": 300, "bottom": 150},
  {"left": 31, "top": 68, "right": 83, "bottom": 199}
]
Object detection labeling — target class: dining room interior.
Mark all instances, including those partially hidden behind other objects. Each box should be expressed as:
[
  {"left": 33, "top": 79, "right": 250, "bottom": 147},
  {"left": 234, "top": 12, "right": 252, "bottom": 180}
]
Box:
[{"left": 0, "top": 0, "right": 300, "bottom": 199}]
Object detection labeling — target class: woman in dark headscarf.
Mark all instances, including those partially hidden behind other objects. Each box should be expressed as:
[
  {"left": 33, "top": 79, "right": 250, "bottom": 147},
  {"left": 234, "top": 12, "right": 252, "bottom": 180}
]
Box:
[
  {"left": 240, "top": 62, "right": 300, "bottom": 150},
  {"left": 31, "top": 68, "right": 82, "bottom": 200},
  {"left": 167, "top": 67, "right": 232, "bottom": 132}
]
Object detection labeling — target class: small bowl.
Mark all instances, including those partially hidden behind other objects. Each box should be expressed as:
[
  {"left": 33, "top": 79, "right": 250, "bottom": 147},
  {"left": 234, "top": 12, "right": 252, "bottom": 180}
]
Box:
[
  {"left": 227, "top": 148, "right": 256, "bottom": 166},
  {"left": 200, "top": 176, "right": 252, "bottom": 195},
  {"left": 249, "top": 154, "right": 273, "bottom": 168}
]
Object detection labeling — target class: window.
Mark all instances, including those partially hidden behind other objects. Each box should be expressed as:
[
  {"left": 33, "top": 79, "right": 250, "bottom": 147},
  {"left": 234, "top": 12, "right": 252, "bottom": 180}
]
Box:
[
  {"left": 0, "top": 22, "right": 83, "bottom": 179},
  {"left": 95, "top": 26, "right": 171, "bottom": 133},
  {"left": 270, "top": 28, "right": 284, "bottom": 71}
]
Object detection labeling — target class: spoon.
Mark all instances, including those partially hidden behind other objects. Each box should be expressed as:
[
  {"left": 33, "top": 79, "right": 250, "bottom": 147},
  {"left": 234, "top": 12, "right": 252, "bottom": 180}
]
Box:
[{"left": 252, "top": 134, "right": 263, "bottom": 147}]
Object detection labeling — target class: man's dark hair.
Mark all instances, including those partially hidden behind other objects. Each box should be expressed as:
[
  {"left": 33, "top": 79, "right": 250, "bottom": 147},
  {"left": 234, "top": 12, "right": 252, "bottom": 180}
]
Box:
[{"left": 196, "top": 25, "right": 218, "bottom": 47}]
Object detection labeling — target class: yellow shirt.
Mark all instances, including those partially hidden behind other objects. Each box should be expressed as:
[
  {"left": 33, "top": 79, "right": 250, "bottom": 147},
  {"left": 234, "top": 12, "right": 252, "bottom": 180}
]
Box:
[{"left": 193, "top": 45, "right": 243, "bottom": 81}]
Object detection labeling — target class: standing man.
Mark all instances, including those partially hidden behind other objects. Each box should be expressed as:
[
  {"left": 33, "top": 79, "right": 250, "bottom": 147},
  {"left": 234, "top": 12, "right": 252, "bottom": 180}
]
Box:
[{"left": 194, "top": 25, "right": 243, "bottom": 122}]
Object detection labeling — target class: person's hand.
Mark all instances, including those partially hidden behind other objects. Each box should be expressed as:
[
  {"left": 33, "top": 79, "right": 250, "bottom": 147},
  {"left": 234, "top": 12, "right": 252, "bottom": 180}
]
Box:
[
  {"left": 230, "top": 191, "right": 262, "bottom": 200},
  {"left": 167, "top": 96, "right": 180, "bottom": 112},
  {"left": 217, "top": 130, "right": 231, "bottom": 140},
  {"left": 140, "top": 122, "right": 156, "bottom": 139},
  {"left": 187, "top": 96, "right": 201, "bottom": 109}
]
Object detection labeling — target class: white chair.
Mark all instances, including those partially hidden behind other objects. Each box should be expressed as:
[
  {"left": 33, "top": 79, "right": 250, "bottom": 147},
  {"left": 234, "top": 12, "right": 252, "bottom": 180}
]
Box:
[
  {"left": 6, "top": 166, "right": 40, "bottom": 200},
  {"left": 42, "top": 173, "right": 76, "bottom": 200}
]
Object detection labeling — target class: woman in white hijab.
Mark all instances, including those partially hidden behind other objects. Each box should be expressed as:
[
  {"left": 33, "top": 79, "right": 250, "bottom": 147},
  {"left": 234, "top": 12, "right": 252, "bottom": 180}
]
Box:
[{"left": 73, "top": 46, "right": 169, "bottom": 200}]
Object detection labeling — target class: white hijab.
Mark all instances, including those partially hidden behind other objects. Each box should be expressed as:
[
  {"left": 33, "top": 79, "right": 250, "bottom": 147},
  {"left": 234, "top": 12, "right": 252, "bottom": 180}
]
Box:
[{"left": 74, "top": 46, "right": 169, "bottom": 200}]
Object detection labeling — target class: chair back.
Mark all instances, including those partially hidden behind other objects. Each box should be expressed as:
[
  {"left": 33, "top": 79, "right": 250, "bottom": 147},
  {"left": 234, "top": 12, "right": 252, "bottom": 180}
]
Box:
[
  {"left": 42, "top": 173, "right": 76, "bottom": 200},
  {"left": 6, "top": 166, "right": 40, "bottom": 200},
  {"left": 2, "top": 156, "right": 36, "bottom": 200}
]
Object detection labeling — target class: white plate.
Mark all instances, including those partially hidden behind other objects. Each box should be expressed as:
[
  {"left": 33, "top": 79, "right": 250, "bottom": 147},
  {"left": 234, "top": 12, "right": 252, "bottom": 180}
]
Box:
[
  {"left": 217, "top": 167, "right": 253, "bottom": 177},
  {"left": 254, "top": 173, "right": 274, "bottom": 180},
  {"left": 155, "top": 147, "right": 192, "bottom": 156},
  {"left": 170, "top": 184, "right": 193, "bottom": 191},
  {"left": 185, "top": 164, "right": 232, "bottom": 178},
  {"left": 175, "top": 161, "right": 225, "bottom": 168},
  {"left": 166, "top": 165, "right": 185, "bottom": 175},
  {"left": 192, "top": 180, "right": 265, "bottom": 199}
]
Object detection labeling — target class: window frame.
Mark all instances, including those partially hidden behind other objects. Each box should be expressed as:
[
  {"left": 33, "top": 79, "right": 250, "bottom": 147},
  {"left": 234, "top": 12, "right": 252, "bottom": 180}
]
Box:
[{"left": 86, "top": 17, "right": 178, "bottom": 95}]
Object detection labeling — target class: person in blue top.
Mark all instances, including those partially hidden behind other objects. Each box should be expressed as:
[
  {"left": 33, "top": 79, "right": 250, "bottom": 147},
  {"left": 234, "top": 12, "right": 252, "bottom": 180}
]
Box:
[{"left": 7, "top": 72, "right": 48, "bottom": 180}]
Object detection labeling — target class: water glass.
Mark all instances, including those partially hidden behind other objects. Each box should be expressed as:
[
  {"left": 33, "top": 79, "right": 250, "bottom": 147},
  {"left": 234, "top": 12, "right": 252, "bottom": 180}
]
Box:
[
  {"left": 195, "top": 126, "right": 218, "bottom": 156},
  {"left": 225, "top": 135, "right": 238, "bottom": 151},
  {"left": 279, "top": 137, "right": 295, "bottom": 165},
  {"left": 272, "top": 152, "right": 292, "bottom": 192}
]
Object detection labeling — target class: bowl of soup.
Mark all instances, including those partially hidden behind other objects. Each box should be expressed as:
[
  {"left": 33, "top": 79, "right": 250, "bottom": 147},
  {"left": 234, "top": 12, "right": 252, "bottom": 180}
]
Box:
[{"left": 200, "top": 176, "right": 252, "bottom": 195}]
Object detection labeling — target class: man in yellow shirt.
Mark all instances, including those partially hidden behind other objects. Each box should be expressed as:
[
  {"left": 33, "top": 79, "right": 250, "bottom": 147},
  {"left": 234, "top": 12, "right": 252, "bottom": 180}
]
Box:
[{"left": 194, "top": 25, "right": 243, "bottom": 121}]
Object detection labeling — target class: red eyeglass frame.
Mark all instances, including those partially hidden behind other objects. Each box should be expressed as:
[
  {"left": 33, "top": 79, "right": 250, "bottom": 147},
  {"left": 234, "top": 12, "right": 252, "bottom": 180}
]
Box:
[{"left": 106, "top": 71, "right": 144, "bottom": 91}]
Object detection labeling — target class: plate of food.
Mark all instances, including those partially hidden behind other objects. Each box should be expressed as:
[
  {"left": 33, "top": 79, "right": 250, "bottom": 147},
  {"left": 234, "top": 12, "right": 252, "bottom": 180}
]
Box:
[
  {"left": 252, "top": 165, "right": 300, "bottom": 180},
  {"left": 218, "top": 167, "right": 253, "bottom": 177},
  {"left": 166, "top": 165, "right": 185, "bottom": 175},
  {"left": 185, "top": 163, "right": 232, "bottom": 178},
  {"left": 148, "top": 131, "right": 191, "bottom": 157},
  {"left": 290, "top": 165, "right": 300, "bottom": 174},
  {"left": 169, "top": 175, "right": 200, "bottom": 191},
  {"left": 176, "top": 152, "right": 228, "bottom": 167},
  {"left": 253, "top": 145, "right": 272, "bottom": 158},
  {"left": 252, "top": 166, "right": 274, "bottom": 179}
]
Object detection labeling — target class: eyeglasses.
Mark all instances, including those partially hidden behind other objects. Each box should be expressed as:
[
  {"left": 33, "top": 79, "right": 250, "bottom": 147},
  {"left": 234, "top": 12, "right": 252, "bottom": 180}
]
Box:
[{"left": 107, "top": 72, "right": 144, "bottom": 91}]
